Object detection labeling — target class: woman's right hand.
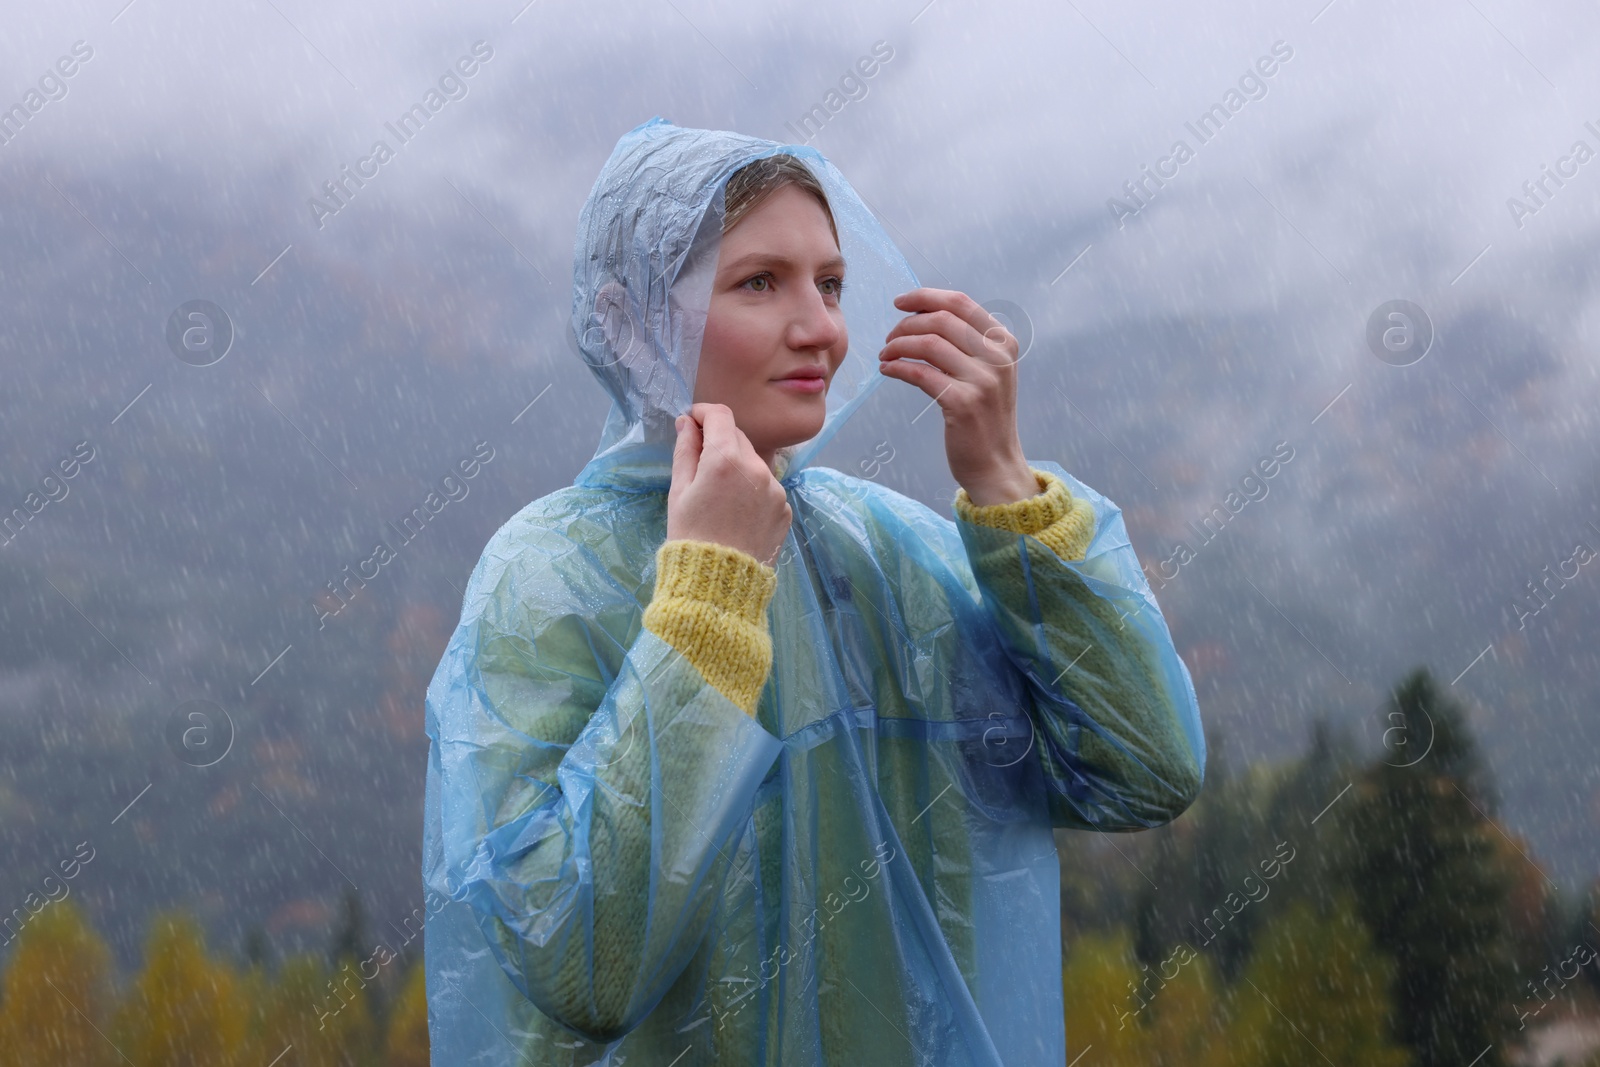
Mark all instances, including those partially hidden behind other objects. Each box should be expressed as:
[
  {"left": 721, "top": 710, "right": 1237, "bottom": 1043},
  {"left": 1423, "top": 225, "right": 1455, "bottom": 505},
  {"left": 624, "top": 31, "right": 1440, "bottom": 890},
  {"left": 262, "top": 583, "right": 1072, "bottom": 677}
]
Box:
[{"left": 667, "top": 403, "right": 792, "bottom": 566}]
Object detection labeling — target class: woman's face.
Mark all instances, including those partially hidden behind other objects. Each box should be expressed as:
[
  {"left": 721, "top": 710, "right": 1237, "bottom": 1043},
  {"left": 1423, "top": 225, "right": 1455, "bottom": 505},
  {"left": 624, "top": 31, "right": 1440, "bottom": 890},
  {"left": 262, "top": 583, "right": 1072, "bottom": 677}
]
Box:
[{"left": 693, "top": 183, "right": 848, "bottom": 467}]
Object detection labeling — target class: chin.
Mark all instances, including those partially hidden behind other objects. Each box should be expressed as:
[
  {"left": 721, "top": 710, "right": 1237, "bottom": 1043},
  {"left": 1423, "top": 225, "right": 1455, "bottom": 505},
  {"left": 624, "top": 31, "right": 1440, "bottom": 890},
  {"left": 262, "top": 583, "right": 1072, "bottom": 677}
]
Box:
[
  {"left": 790, "top": 407, "right": 828, "bottom": 441},
  {"left": 762, "top": 414, "right": 825, "bottom": 454}
]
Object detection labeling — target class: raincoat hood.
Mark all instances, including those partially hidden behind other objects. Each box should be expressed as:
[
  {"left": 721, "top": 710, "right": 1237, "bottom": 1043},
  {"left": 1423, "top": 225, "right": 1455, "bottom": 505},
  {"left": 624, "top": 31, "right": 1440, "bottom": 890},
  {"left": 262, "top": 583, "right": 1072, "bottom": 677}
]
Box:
[{"left": 569, "top": 117, "right": 919, "bottom": 489}]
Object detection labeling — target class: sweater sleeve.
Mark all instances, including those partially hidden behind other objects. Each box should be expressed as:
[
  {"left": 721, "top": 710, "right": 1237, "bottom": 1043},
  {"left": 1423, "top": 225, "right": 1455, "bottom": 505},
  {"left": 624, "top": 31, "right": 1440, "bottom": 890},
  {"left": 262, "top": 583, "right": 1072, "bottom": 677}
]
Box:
[
  {"left": 642, "top": 538, "right": 779, "bottom": 716},
  {"left": 952, "top": 467, "right": 1096, "bottom": 562}
]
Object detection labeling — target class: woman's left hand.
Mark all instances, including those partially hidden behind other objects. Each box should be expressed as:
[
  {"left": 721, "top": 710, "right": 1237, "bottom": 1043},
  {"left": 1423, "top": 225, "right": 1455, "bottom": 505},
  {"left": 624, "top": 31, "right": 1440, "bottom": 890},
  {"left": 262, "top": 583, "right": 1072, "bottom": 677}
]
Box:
[{"left": 878, "top": 288, "right": 1039, "bottom": 506}]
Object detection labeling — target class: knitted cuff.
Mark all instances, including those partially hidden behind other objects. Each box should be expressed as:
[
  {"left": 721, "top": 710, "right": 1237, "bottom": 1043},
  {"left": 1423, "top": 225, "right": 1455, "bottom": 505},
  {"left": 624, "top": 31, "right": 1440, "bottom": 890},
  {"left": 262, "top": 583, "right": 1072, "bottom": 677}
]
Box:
[
  {"left": 954, "top": 468, "right": 1096, "bottom": 562},
  {"left": 642, "top": 539, "right": 779, "bottom": 716}
]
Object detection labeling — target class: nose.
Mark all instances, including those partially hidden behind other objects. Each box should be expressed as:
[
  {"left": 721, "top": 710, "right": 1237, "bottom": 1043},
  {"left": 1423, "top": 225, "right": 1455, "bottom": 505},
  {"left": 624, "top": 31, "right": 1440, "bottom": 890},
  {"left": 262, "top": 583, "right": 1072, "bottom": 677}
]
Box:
[{"left": 785, "top": 285, "right": 845, "bottom": 354}]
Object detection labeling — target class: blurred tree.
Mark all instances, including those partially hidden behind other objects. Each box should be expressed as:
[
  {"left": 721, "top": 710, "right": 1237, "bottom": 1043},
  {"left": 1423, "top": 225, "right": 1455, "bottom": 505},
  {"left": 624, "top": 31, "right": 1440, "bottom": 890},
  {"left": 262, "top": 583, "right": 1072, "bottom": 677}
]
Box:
[
  {"left": 1133, "top": 742, "right": 1283, "bottom": 985},
  {"left": 329, "top": 887, "right": 367, "bottom": 970},
  {"left": 1337, "top": 668, "right": 1518, "bottom": 1067},
  {"left": 0, "top": 900, "right": 119, "bottom": 1067},
  {"left": 1062, "top": 930, "right": 1144, "bottom": 1067},
  {"left": 1262, "top": 714, "right": 1362, "bottom": 915},
  {"left": 114, "top": 912, "right": 248, "bottom": 1066},
  {"left": 1210, "top": 894, "right": 1410, "bottom": 1067},
  {"left": 1495, "top": 829, "right": 1563, "bottom": 977},
  {"left": 1414, "top": 670, "right": 1496, "bottom": 813},
  {"left": 242, "top": 924, "right": 272, "bottom": 972},
  {"left": 383, "top": 962, "right": 430, "bottom": 1067},
  {"left": 1137, "top": 946, "right": 1223, "bottom": 1067},
  {"left": 1057, "top": 828, "right": 1144, "bottom": 941},
  {"left": 245, "top": 951, "right": 377, "bottom": 1067},
  {"left": 1572, "top": 879, "right": 1600, "bottom": 994}
]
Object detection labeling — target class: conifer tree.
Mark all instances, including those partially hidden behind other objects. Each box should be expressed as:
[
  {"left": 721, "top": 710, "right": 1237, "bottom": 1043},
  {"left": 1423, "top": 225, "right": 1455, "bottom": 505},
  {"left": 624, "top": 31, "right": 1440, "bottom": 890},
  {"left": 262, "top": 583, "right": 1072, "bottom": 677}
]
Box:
[
  {"left": 242, "top": 924, "right": 272, "bottom": 971},
  {"left": 1336, "top": 668, "right": 1518, "bottom": 1067},
  {"left": 1133, "top": 734, "right": 1284, "bottom": 985},
  {"left": 329, "top": 886, "right": 368, "bottom": 969}
]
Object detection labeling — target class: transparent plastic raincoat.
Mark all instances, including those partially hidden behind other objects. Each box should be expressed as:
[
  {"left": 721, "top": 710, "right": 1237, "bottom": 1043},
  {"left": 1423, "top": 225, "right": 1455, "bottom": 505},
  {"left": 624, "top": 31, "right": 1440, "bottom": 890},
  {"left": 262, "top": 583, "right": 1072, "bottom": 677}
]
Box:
[{"left": 423, "top": 117, "right": 1205, "bottom": 1065}]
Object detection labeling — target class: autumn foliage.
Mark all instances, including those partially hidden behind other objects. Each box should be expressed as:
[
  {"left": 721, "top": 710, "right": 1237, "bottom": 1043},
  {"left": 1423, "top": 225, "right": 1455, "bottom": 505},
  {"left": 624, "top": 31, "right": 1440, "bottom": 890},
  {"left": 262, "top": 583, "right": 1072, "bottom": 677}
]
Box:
[{"left": 0, "top": 903, "right": 424, "bottom": 1067}]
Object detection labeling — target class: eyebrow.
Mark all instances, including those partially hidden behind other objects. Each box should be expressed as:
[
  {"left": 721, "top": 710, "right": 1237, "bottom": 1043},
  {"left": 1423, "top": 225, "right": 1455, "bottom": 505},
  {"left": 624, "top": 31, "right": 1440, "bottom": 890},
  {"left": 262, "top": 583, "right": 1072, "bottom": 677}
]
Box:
[{"left": 722, "top": 251, "right": 847, "bottom": 275}]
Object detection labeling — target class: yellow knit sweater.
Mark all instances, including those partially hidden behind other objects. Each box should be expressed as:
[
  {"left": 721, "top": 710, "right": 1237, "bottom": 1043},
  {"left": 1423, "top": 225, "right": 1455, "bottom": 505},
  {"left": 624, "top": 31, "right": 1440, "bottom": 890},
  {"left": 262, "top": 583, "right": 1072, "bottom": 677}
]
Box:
[{"left": 641, "top": 468, "right": 1096, "bottom": 716}]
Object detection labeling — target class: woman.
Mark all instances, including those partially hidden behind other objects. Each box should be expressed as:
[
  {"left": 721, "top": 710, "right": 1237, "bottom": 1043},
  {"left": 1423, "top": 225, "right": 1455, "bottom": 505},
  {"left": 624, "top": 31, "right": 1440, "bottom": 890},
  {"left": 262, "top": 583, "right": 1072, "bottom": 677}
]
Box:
[{"left": 423, "top": 117, "right": 1205, "bottom": 1065}]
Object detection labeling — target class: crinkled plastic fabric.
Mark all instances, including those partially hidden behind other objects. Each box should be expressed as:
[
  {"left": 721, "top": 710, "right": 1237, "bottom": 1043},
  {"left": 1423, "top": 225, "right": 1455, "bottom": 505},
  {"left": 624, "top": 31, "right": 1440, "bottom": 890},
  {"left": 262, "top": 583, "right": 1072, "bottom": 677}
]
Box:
[{"left": 423, "top": 117, "right": 1206, "bottom": 1065}]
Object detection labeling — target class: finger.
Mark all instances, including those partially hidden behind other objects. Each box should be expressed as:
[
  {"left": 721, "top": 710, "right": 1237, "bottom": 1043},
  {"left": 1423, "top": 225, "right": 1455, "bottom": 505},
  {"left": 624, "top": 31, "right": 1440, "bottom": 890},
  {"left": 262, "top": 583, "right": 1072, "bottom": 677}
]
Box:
[
  {"left": 893, "top": 289, "right": 1009, "bottom": 361},
  {"left": 671, "top": 413, "right": 701, "bottom": 487},
  {"left": 691, "top": 403, "right": 768, "bottom": 492},
  {"left": 884, "top": 309, "right": 1002, "bottom": 367},
  {"left": 878, "top": 350, "right": 959, "bottom": 403},
  {"left": 692, "top": 403, "right": 748, "bottom": 461},
  {"left": 880, "top": 332, "right": 983, "bottom": 383}
]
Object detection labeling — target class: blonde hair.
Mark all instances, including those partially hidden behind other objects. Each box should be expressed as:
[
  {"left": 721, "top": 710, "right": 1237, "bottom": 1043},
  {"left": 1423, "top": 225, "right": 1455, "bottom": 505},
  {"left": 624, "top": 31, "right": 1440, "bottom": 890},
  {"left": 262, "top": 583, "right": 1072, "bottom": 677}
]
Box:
[{"left": 722, "top": 154, "right": 839, "bottom": 245}]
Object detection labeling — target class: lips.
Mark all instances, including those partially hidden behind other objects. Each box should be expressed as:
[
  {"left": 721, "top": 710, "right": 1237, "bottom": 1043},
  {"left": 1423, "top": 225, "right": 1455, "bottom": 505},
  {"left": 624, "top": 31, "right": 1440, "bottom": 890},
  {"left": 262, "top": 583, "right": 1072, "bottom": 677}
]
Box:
[{"left": 772, "top": 369, "right": 827, "bottom": 393}]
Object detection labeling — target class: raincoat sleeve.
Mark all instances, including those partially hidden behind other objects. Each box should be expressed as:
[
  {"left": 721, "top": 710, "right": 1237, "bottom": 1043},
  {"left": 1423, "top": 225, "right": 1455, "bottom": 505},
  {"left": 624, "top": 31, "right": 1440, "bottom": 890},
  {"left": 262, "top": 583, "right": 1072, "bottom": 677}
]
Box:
[
  {"left": 431, "top": 522, "right": 784, "bottom": 1044},
  {"left": 952, "top": 461, "right": 1205, "bottom": 830}
]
